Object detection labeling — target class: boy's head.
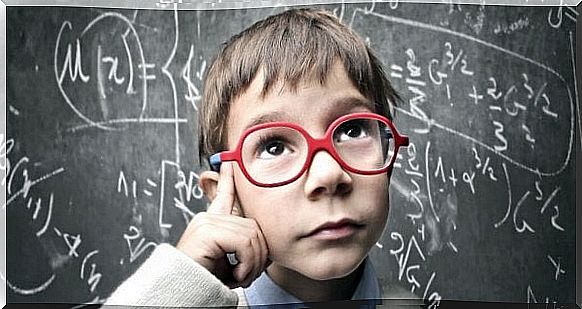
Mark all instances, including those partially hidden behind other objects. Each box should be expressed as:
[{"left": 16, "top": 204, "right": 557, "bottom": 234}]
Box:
[
  {"left": 199, "top": 7, "right": 399, "bottom": 160},
  {"left": 199, "top": 8, "right": 401, "bottom": 283}
]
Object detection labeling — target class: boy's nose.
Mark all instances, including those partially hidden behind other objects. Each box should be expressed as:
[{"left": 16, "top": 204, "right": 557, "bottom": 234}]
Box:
[{"left": 304, "top": 150, "right": 353, "bottom": 200}]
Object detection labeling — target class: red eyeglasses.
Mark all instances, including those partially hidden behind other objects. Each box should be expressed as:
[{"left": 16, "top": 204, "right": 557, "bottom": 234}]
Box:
[{"left": 209, "top": 112, "right": 409, "bottom": 187}]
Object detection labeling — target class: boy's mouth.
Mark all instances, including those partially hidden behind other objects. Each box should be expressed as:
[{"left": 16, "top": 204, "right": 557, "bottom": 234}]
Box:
[{"left": 305, "top": 219, "right": 364, "bottom": 240}]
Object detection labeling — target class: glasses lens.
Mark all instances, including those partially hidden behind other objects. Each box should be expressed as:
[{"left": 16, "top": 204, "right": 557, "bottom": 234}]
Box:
[
  {"left": 241, "top": 127, "right": 308, "bottom": 185},
  {"left": 333, "top": 118, "right": 395, "bottom": 171}
]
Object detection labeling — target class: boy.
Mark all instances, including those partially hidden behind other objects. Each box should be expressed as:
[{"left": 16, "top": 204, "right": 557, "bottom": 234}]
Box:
[{"left": 105, "top": 7, "right": 414, "bottom": 308}]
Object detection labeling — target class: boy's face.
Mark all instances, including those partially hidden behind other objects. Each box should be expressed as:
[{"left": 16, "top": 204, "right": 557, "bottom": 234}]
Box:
[{"left": 226, "top": 62, "right": 390, "bottom": 280}]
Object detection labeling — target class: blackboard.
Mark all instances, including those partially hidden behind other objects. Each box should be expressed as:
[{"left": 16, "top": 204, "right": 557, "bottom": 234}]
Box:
[{"left": 4, "top": 2, "right": 578, "bottom": 306}]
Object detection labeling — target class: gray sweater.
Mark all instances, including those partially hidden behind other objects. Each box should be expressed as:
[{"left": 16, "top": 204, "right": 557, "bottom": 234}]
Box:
[
  {"left": 104, "top": 243, "right": 246, "bottom": 308},
  {"left": 103, "top": 243, "right": 422, "bottom": 308}
]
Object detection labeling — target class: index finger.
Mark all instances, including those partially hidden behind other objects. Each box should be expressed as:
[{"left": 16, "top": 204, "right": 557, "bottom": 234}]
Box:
[{"left": 207, "top": 162, "right": 236, "bottom": 215}]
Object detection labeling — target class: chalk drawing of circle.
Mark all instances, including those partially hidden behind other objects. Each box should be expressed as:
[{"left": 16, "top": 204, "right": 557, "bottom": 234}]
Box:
[
  {"left": 3, "top": 272, "right": 57, "bottom": 296},
  {"left": 54, "top": 13, "right": 149, "bottom": 131}
]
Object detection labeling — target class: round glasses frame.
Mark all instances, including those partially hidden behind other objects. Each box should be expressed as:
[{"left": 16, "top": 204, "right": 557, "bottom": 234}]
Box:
[{"left": 209, "top": 112, "right": 410, "bottom": 187}]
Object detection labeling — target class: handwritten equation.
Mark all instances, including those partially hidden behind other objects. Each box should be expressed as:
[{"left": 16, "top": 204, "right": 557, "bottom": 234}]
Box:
[
  {"left": 350, "top": 4, "right": 576, "bottom": 305},
  {"left": 5, "top": 3, "right": 577, "bottom": 306}
]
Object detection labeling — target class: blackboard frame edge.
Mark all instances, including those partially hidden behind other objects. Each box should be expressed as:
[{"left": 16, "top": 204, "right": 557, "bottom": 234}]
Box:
[
  {"left": 576, "top": 3, "right": 581, "bottom": 308},
  {"left": 577, "top": 1, "right": 582, "bottom": 305},
  {"left": 1, "top": 0, "right": 6, "bottom": 308},
  {"left": 0, "top": 1, "right": 579, "bottom": 306}
]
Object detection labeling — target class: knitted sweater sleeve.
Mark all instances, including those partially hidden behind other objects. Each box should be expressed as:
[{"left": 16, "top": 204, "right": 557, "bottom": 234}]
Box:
[{"left": 102, "top": 243, "right": 239, "bottom": 308}]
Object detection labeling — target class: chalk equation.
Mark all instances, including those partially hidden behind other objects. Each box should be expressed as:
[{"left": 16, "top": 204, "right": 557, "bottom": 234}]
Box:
[
  {"left": 6, "top": 3, "right": 576, "bottom": 306},
  {"left": 349, "top": 3, "right": 575, "bottom": 304}
]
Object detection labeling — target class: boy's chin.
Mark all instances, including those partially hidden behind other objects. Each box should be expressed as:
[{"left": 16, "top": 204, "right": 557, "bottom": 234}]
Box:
[{"left": 297, "top": 253, "right": 365, "bottom": 281}]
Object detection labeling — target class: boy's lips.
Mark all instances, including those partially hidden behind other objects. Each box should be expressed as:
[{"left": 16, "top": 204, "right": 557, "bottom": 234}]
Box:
[{"left": 304, "top": 218, "right": 364, "bottom": 240}]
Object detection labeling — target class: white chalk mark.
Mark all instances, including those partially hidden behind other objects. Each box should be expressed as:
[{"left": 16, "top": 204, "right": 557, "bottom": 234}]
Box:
[
  {"left": 396, "top": 106, "right": 569, "bottom": 177},
  {"left": 146, "top": 178, "right": 157, "bottom": 187},
  {"left": 54, "top": 22, "right": 110, "bottom": 130},
  {"left": 32, "top": 198, "right": 42, "bottom": 220},
  {"left": 160, "top": 5, "right": 181, "bottom": 165},
  {"left": 96, "top": 45, "right": 107, "bottom": 101},
  {"left": 513, "top": 191, "right": 535, "bottom": 233},
  {"left": 462, "top": 170, "right": 475, "bottom": 194},
  {"left": 57, "top": 38, "right": 90, "bottom": 84},
  {"left": 2, "top": 272, "right": 56, "bottom": 295},
  {"left": 102, "top": 56, "right": 126, "bottom": 85},
  {"left": 197, "top": 60, "right": 206, "bottom": 81},
  {"left": 375, "top": 242, "right": 383, "bottom": 249},
  {"left": 450, "top": 49, "right": 463, "bottom": 71},
  {"left": 547, "top": 255, "right": 565, "bottom": 280},
  {"left": 68, "top": 117, "right": 188, "bottom": 132},
  {"left": 570, "top": 32, "right": 581, "bottom": 151},
  {"left": 390, "top": 64, "right": 403, "bottom": 79},
  {"left": 361, "top": 10, "right": 562, "bottom": 77},
  {"left": 124, "top": 226, "right": 158, "bottom": 263},
  {"left": 425, "top": 141, "right": 440, "bottom": 223},
  {"left": 81, "top": 12, "right": 149, "bottom": 121},
  {"left": 159, "top": 160, "right": 179, "bottom": 229},
  {"left": 565, "top": 8, "right": 578, "bottom": 22},
  {"left": 137, "top": 63, "right": 156, "bottom": 80},
  {"left": 3, "top": 167, "right": 65, "bottom": 209},
  {"left": 9, "top": 105, "right": 20, "bottom": 116},
  {"left": 80, "top": 250, "right": 99, "bottom": 280},
  {"left": 182, "top": 44, "right": 201, "bottom": 112},
  {"left": 121, "top": 29, "right": 136, "bottom": 95},
  {"left": 447, "top": 241, "right": 458, "bottom": 253},
  {"left": 364, "top": 0, "right": 376, "bottom": 14},
  {"left": 540, "top": 186, "right": 560, "bottom": 214},
  {"left": 389, "top": 177, "right": 409, "bottom": 198},
  {"left": 423, "top": 272, "right": 436, "bottom": 300},
  {"left": 522, "top": 124, "right": 536, "bottom": 145},
  {"left": 173, "top": 197, "right": 195, "bottom": 217},
  {"left": 405, "top": 169, "right": 423, "bottom": 177},
  {"left": 117, "top": 171, "right": 128, "bottom": 196},
  {"left": 143, "top": 190, "right": 153, "bottom": 197},
  {"left": 550, "top": 206, "right": 565, "bottom": 231},
  {"left": 339, "top": 2, "right": 345, "bottom": 22},
  {"left": 359, "top": 9, "right": 575, "bottom": 177},
  {"left": 36, "top": 193, "right": 53, "bottom": 237},
  {"left": 494, "top": 163, "right": 511, "bottom": 229}
]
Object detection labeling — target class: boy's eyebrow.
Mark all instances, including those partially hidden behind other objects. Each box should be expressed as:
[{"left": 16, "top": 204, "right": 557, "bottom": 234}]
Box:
[
  {"left": 323, "top": 96, "right": 376, "bottom": 122},
  {"left": 243, "top": 112, "right": 291, "bottom": 132},
  {"left": 334, "top": 96, "right": 375, "bottom": 112},
  {"left": 242, "top": 96, "right": 374, "bottom": 132}
]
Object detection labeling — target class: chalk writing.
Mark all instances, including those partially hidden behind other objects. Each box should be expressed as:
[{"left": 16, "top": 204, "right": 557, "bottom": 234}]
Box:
[
  {"left": 547, "top": 255, "right": 565, "bottom": 281},
  {"left": 80, "top": 250, "right": 102, "bottom": 293},
  {"left": 123, "top": 226, "right": 158, "bottom": 264},
  {"left": 547, "top": 3, "right": 578, "bottom": 29},
  {"left": 6, "top": 4, "right": 576, "bottom": 305},
  {"left": 358, "top": 9, "right": 575, "bottom": 178}
]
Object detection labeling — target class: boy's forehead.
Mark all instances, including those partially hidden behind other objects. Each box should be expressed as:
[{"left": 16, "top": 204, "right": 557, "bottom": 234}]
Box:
[{"left": 226, "top": 63, "right": 374, "bottom": 144}]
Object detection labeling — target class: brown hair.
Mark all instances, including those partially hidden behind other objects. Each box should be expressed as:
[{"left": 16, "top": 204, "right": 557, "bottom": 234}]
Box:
[{"left": 198, "top": 7, "right": 400, "bottom": 162}]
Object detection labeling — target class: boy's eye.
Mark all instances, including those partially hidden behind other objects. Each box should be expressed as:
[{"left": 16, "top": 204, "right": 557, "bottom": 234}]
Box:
[
  {"left": 335, "top": 121, "right": 369, "bottom": 142},
  {"left": 257, "top": 139, "right": 291, "bottom": 159}
]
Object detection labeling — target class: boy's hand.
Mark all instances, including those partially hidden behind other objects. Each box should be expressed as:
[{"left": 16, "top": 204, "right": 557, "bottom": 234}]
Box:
[{"left": 176, "top": 162, "right": 270, "bottom": 288}]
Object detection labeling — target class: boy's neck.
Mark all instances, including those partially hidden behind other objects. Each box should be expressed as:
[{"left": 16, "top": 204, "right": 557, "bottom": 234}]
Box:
[{"left": 265, "top": 261, "right": 365, "bottom": 303}]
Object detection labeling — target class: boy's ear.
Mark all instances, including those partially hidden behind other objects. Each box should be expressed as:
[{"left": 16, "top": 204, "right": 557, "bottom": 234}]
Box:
[{"left": 199, "top": 171, "right": 220, "bottom": 202}]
